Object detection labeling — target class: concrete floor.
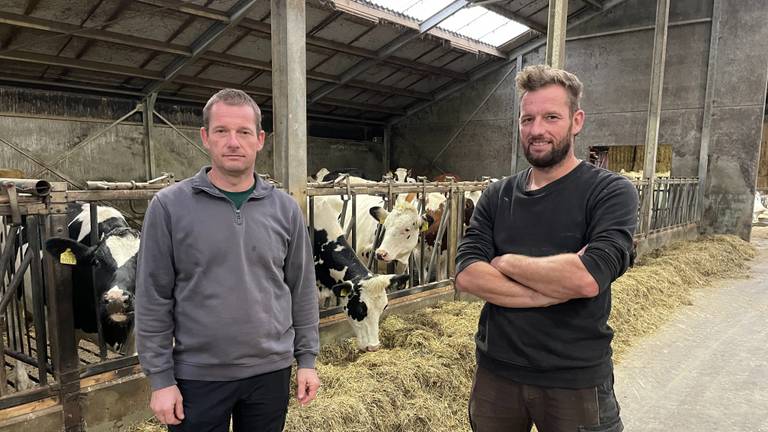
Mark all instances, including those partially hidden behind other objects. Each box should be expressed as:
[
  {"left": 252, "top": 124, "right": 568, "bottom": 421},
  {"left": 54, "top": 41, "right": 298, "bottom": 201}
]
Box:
[{"left": 614, "top": 227, "right": 768, "bottom": 432}]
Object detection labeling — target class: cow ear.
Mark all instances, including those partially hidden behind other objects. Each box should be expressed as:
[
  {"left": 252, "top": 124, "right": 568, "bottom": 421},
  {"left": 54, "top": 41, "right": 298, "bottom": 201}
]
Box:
[
  {"left": 45, "top": 238, "right": 96, "bottom": 264},
  {"left": 389, "top": 274, "right": 410, "bottom": 290},
  {"left": 369, "top": 206, "right": 389, "bottom": 224},
  {"left": 332, "top": 281, "right": 354, "bottom": 298},
  {"left": 423, "top": 213, "right": 435, "bottom": 226}
]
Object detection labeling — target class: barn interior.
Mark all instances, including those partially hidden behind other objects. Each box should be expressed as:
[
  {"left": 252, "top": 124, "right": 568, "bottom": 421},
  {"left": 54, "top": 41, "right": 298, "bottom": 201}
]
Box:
[{"left": 0, "top": 0, "right": 767, "bottom": 430}]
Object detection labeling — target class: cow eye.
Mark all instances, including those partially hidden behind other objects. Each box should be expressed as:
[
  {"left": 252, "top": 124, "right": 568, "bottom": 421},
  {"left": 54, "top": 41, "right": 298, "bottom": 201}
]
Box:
[{"left": 404, "top": 228, "right": 410, "bottom": 233}]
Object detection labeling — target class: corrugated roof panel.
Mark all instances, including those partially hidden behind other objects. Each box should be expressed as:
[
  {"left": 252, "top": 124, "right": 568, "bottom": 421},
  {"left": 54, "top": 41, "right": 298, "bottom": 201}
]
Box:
[
  {"left": 313, "top": 15, "right": 371, "bottom": 44},
  {"left": 223, "top": 33, "right": 272, "bottom": 61},
  {"left": 364, "top": 0, "right": 529, "bottom": 47},
  {"left": 311, "top": 53, "right": 362, "bottom": 76}
]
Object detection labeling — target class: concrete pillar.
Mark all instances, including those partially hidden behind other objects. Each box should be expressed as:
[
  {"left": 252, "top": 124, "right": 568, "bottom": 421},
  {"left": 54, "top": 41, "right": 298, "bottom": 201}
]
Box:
[
  {"left": 143, "top": 92, "right": 157, "bottom": 181},
  {"left": 640, "top": 0, "right": 670, "bottom": 235},
  {"left": 696, "top": 0, "right": 721, "bottom": 222},
  {"left": 545, "top": 0, "right": 568, "bottom": 69},
  {"left": 271, "top": 0, "right": 308, "bottom": 214},
  {"left": 511, "top": 55, "right": 523, "bottom": 174}
]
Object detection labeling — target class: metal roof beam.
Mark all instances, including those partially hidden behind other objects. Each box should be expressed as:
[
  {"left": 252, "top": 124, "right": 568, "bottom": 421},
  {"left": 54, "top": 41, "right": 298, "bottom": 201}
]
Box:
[
  {"left": 482, "top": 4, "right": 547, "bottom": 34},
  {"left": 327, "top": 0, "right": 504, "bottom": 57},
  {"left": 0, "top": 50, "right": 163, "bottom": 80},
  {"left": 141, "top": 0, "right": 259, "bottom": 96},
  {"left": 137, "top": 2, "right": 470, "bottom": 81},
  {"left": 307, "top": 32, "right": 414, "bottom": 104},
  {"left": 135, "top": 0, "right": 229, "bottom": 22},
  {"left": 238, "top": 18, "right": 470, "bottom": 81},
  {"left": 309, "top": 0, "right": 477, "bottom": 106},
  {"left": 0, "top": 11, "right": 191, "bottom": 56},
  {"left": 0, "top": 13, "right": 430, "bottom": 101},
  {"left": 0, "top": 74, "right": 388, "bottom": 125},
  {"left": 582, "top": 0, "right": 604, "bottom": 10},
  {"left": 320, "top": 98, "right": 406, "bottom": 116},
  {"left": 419, "top": 0, "right": 470, "bottom": 34},
  {"left": 200, "top": 51, "right": 433, "bottom": 100},
  {"left": 389, "top": 0, "right": 633, "bottom": 125}
]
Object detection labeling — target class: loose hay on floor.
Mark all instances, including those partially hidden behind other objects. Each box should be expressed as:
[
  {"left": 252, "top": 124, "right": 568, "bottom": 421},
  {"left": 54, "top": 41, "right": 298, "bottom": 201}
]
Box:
[
  {"left": 610, "top": 235, "right": 755, "bottom": 360},
  {"left": 133, "top": 235, "right": 755, "bottom": 432}
]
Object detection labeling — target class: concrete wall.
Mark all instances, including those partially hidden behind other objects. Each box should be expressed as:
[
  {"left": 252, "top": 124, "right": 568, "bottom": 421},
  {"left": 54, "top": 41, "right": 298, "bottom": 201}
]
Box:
[
  {"left": 0, "top": 87, "right": 383, "bottom": 185},
  {"left": 391, "top": 0, "right": 768, "bottom": 239},
  {"left": 390, "top": 63, "right": 519, "bottom": 180}
]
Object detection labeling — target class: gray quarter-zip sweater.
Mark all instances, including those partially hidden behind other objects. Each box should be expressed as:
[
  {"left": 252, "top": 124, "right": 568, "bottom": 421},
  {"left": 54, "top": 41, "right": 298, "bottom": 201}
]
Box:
[{"left": 136, "top": 167, "right": 319, "bottom": 390}]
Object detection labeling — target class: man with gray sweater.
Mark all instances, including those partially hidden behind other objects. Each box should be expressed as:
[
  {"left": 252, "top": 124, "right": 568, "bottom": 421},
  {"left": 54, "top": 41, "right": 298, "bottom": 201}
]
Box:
[{"left": 136, "top": 88, "right": 320, "bottom": 431}]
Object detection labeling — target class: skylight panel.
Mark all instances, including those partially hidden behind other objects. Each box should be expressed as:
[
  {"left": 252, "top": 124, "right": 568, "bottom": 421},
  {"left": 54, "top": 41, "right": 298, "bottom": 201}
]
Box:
[{"left": 362, "top": 0, "right": 530, "bottom": 47}]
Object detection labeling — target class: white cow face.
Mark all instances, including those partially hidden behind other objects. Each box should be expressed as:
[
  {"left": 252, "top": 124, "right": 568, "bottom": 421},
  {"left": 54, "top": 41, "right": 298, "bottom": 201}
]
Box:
[
  {"left": 335, "top": 274, "right": 409, "bottom": 351},
  {"left": 370, "top": 202, "right": 432, "bottom": 265}
]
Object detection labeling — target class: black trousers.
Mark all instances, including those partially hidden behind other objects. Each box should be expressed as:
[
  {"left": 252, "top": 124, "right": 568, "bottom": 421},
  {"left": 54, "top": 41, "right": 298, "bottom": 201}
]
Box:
[
  {"left": 469, "top": 365, "right": 623, "bottom": 432},
  {"left": 168, "top": 367, "right": 291, "bottom": 432}
]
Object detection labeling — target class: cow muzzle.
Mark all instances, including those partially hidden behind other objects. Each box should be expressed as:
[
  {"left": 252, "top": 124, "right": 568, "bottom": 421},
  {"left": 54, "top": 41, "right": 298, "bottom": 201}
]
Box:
[
  {"left": 375, "top": 249, "right": 390, "bottom": 261},
  {"left": 363, "top": 344, "right": 380, "bottom": 352}
]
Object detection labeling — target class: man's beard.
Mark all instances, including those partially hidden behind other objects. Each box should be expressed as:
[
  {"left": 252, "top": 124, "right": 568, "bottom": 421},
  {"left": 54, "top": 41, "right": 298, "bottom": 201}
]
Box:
[{"left": 523, "top": 129, "right": 573, "bottom": 169}]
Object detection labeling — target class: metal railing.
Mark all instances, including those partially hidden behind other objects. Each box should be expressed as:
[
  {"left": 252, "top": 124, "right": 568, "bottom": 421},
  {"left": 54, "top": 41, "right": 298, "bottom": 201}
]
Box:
[
  {"left": 630, "top": 177, "right": 700, "bottom": 236},
  {"left": 306, "top": 175, "right": 490, "bottom": 318}
]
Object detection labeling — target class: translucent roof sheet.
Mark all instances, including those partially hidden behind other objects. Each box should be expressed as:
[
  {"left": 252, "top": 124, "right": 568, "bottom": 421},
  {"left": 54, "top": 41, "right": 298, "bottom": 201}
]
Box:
[{"left": 365, "top": 0, "right": 529, "bottom": 47}]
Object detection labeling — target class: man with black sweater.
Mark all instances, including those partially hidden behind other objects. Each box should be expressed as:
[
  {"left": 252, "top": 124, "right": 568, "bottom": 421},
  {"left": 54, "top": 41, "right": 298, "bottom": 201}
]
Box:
[{"left": 456, "top": 65, "right": 638, "bottom": 432}]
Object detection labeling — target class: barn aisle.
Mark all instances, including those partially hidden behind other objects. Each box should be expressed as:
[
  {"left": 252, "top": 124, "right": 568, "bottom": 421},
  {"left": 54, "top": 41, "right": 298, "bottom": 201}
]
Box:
[{"left": 614, "top": 227, "right": 768, "bottom": 431}]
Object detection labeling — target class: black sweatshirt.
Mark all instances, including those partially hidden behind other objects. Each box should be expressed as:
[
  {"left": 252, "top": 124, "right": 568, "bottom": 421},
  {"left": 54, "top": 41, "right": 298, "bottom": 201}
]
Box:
[{"left": 456, "top": 161, "right": 638, "bottom": 388}]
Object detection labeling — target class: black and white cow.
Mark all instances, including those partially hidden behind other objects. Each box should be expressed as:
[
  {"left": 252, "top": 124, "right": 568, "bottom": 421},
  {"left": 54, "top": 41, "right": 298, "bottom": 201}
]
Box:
[
  {"left": 312, "top": 199, "right": 408, "bottom": 352},
  {"left": 44, "top": 203, "right": 140, "bottom": 353}
]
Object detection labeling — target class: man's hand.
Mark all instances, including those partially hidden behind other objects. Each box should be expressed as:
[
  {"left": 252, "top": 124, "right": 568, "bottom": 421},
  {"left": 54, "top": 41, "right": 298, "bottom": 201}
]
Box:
[
  {"left": 150, "top": 385, "right": 184, "bottom": 425},
  {"left": 296, "top": 368, "right": 320, "bottom": 406}
]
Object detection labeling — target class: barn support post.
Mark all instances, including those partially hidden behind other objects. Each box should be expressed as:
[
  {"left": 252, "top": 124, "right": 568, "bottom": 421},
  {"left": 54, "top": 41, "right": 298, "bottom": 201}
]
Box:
[
  {"left": 26, "top": 215, "right": 49, "bottom": 385},
  {"left": 447, "top": 184, "right": 460, "bottom": 300},
  {"left": 45, "top": 184, "right": 84, "bottom": 431},
  {"left": 511, "top": 55, "right": 523, "bottom": 174},
  {"left": 640, "top": 0, "right": 670, "bottom": 236},
  {"left": 89, "top": 203, "right": 107, "bottom": 360},
  {"left": 143, "top": 92, "right": 158, "bottom": 181},
  {"left": 545, "top": 0, "right": 568, "bottom": 69},
  {"left": 697, "top": 0, "right": 722, "bottom": 224},
  {"left": 271, "top": 0, "right": 308, "bottom": 215},
  {"left": 383, "top": 126, "right": 391, "bottom": 176}
]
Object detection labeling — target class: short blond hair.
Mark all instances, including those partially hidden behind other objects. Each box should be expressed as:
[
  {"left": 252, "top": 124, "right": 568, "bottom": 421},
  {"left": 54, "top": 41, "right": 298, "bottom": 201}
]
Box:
[
  {"left": 202, "top": 88, "right": 262, "bottom": 131},
  {"left": 515, "top": 65, "right": 583, "bottom": 114}
]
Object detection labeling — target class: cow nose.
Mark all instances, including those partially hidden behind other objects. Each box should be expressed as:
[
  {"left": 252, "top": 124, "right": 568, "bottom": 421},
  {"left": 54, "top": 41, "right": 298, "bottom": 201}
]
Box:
[
  {"left": 105, "top": 299, "right": 124, "bottom": 314},
  {"left": 365, "top": 344, "right": 380, "bottom": 352},
  {"left": 375, "top": 249, "right": 388, "bottom": 260}
]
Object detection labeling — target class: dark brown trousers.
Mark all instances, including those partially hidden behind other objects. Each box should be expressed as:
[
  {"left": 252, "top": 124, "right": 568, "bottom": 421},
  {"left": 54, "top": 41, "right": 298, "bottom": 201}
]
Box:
[{"left": 469, "top": 365, "right": 623, "bottom": 432}]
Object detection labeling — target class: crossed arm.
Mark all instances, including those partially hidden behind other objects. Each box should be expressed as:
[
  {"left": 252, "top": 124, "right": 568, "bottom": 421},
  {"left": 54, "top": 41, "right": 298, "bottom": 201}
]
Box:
[{"left": 455, "top": 249, "right": 598, "bottom": 308}]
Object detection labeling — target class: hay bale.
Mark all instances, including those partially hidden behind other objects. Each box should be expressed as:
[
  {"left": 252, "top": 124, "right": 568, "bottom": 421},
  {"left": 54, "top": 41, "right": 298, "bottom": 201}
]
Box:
[{"left": 132, "top": 235, "right": 755, "bottom": 432}]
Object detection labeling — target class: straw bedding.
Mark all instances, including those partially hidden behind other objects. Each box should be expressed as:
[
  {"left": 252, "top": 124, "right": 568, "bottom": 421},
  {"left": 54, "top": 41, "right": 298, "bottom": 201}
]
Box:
[{"left": 134, "top": 235, "right": 755, "bottom": 432}]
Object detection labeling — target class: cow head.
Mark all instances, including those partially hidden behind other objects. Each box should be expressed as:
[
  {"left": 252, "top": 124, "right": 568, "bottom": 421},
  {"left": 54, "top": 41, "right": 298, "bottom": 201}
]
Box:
[
  {"left": 370, "top": 201, "right": 433, "bottom": 265},
  {"left": 45, "top": 227, "right": 140, "bottom": 327},
  {"left": 333, "top": 273, "right": 409, "bottom": 351}
]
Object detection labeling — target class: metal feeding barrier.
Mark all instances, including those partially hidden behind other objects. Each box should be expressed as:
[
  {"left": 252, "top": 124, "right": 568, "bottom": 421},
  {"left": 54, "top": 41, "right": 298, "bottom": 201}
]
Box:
[
  {"left": 0, "top": 172, "right": 699, "bottom": 428},
  {"left": 306, "top": 175, "right": 490, "bottom": 318}
]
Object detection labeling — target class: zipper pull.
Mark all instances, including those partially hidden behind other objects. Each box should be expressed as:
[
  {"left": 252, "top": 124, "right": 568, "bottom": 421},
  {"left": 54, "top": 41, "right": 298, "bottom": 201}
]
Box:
[{"left": 235, "top": 209, "right": 242, "bottom": 225}]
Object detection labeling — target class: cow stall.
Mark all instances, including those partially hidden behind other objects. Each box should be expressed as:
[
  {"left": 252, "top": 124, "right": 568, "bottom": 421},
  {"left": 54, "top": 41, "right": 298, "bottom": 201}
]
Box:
[
  {"left": 0, "top": 171, "right": 701, "bottom": 430},
  {"left": 0, "top": 178, "right": 167, "bottom": 430}
]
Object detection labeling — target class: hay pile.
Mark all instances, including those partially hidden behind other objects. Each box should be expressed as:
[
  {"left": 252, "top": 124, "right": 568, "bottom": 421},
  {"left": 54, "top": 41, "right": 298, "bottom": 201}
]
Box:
[
  {"left": 285, "top": 301, "right": 481, "bottom": 432},
  {"left": 610, "top": 235, "right": 755, "bottom": 360},
  {"left": 132, "top": 235, "right": 755, "bottom": 432}
]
